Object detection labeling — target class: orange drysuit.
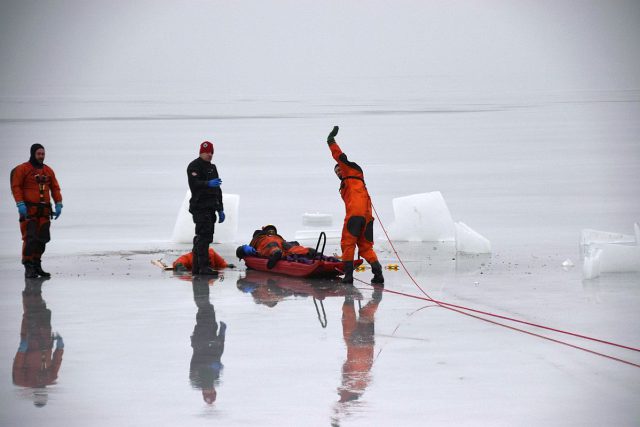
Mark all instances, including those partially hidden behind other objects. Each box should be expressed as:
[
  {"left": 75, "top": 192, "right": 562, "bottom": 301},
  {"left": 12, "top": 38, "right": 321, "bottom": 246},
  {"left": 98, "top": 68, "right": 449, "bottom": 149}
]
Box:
[
  {"left": 338, "top": 293, "right": 381, "bottom": 403},
  {"left": 328, "top": 141, "right": 378, "bottom": 264},
  {"left": 249, "top": 231, "right": 311, "bottom": 258},
  {"left": 13, "top": 285, "right": 63, "bottom": 388},
  {"left": 10, "top": 162, "right": 62, "bottom": 263},
  {"left": 173, "top": 248, "right": 228, "bottom": 270}
]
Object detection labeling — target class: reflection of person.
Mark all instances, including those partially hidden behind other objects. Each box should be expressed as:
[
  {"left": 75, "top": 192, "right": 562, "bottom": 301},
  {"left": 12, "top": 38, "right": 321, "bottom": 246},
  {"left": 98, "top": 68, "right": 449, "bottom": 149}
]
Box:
[
  {"left": 173, "top": 248, "right": 234, "bottom": 272},
  {"left": 337, "top": 288, "right": 382, "bottom": 405},
  {"left": 13, "top": 277, "right": 64, "bottom": 407},
  {"left": 236, "top": 224, "right": 316, "bottom": 269},
  {"left": 189, "top": 276, "right": 226, "bottom": 404},
  {"left": 326, "top": 126, "right": 384, "bottom": 285},
  {"left": 236, "top": 270, "right": 291, "bottom": 307},
  {"left": 187, "top": 141, "right": 225, "bottom": 276},
  {"left": 10, "top": 144, "right": 63, "bottom": 278}
]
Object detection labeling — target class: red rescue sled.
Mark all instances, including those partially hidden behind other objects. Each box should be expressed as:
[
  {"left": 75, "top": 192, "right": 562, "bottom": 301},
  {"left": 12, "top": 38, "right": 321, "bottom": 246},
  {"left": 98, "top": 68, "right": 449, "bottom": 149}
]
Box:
[
  {"left": 241, "top": 232, "right": 362, "bottom": 278},
  {"left": 243, "top": 256, "right": 362, "bottom": 278}
]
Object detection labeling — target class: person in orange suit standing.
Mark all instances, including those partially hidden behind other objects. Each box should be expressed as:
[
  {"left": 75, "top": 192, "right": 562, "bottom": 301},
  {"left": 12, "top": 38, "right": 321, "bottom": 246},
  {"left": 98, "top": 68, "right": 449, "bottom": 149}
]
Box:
[
  {"left": 13, "top": 277, "right": 64, "bottom": 407},
  {"left": 326, "top": 126, "right": 384, "bottom": 284},
  {"left": 10, "top": 144, "right": 63, "bottom": 278}
]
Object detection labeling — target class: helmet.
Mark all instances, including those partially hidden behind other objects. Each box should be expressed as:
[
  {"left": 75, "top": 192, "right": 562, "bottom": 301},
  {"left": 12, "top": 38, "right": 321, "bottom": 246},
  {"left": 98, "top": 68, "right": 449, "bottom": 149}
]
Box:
[{"left": 262, "top": 224, "right": 277, "bottom": 234}]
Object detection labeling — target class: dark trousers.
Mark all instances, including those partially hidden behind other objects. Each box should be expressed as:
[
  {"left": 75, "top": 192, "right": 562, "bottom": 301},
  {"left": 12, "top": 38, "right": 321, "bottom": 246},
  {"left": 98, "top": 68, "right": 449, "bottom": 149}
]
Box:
[
  {"left": 20, "top": 204, "right": 51, "bottom": 263},
  {"left": 191, "top": 210, "right": 217, "bottom": 273}
]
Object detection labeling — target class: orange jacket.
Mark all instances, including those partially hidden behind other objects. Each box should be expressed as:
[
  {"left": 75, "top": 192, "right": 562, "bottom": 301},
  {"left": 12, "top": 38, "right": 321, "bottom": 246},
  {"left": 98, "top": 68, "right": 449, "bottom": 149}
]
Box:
[
  {"left": 249, "top": 233, "right": 312, "bottom": 258},
  {"left": 11, "top": 162, "right": 62, "bottom": 205},
  {"left": 250, "top": 233, "right": 286, "bottom": 257},
  {"left": 329, "top": 142, "right": 372, "bottom": 218},
  {"left": 173, "top": 248, "right": 228, "bottom": 270}
]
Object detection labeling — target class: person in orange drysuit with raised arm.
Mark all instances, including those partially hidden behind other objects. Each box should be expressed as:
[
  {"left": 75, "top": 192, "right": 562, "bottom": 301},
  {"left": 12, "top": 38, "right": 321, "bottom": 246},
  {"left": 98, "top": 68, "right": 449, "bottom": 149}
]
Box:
[
  {"left": 10, "top": 144, "right": 63, "bottom": 278},
  {"left": 173, "top": 247, "right": 233, "bottom": 272},
  {"left": 326, "top": 126, "right": 384, "bottom": 285}
]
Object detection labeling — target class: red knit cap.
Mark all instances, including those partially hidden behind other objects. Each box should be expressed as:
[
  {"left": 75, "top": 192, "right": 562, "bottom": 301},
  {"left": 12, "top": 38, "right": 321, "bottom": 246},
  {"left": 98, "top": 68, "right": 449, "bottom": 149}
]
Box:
[{"left": 200, "top": 141, "right": 214, "bottom": 154}]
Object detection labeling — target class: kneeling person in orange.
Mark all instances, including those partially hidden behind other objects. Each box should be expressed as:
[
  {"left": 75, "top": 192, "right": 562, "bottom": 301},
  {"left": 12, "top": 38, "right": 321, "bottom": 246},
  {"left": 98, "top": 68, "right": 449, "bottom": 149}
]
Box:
[
  {"left": 173, "top": 248, "right": 233, "bottom": 272},
  {"left": 326, "top": 126, "right": 383, "bottom": 285},
  {"left": 10, "top": 144, "right": 63, "bottom": 278}
]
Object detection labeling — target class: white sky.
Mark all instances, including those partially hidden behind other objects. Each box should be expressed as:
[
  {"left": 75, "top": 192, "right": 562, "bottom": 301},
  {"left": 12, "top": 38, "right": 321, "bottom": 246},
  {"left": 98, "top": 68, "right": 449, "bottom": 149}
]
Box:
[{"left": 1, "top": 0, "right": 639, "bottom": 98}]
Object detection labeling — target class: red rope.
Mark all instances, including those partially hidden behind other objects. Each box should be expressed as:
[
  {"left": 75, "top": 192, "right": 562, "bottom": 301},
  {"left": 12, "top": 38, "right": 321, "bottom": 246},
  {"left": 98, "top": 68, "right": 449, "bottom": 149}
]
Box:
[{"left": 367, "top": 201, "right": 640, "bottom": 366}]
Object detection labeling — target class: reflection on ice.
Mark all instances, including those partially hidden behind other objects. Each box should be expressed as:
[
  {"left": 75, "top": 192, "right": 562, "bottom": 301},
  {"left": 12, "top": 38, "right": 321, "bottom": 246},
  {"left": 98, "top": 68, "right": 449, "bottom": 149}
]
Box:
[
  {"left": 189, "top": 277, "right": 226, "bottom": 405},
  {"left": 13, "top": 277, "right": 64, "bottom": 407},
  {"left": 332, "top": 288, "right": 382, "bottom": 426},
  {"left": 236, "top": 270, "right": 362, "bottom": 327},
  {"left": 377, "top": 241, "right": 491, "bottom": 276}
]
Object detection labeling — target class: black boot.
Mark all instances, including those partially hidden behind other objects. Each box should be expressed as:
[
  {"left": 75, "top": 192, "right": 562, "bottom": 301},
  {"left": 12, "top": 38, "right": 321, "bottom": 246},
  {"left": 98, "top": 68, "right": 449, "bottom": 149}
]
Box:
[
  {"left": 267, "top": 250, "right": 282, "bottom": 269},
  {"left": 371, "top": 261, "right": 385, "bottom": 285},
  {"left": 23, "top": 262, "right": 38, "bottom": 279},
  {"left": 196, "top": 248, "right": 218, "bottom": 276},
  {"left": 341, "top": 261, "right": 354, "bottom": 284},
  {"left": 191, "top": 250, "right": 200, "bottom": 275},
  {"left": 33, "top": 260, "right": 51, "bottom": 278},
  {"left": 197, "top": 266, "right": 219, "bottom": 276}
]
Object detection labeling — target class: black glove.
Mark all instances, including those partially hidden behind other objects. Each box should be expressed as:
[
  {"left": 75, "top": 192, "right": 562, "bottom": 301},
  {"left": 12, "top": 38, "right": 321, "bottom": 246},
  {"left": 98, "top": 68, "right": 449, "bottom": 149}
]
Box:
[{"left": 327, "top": 126, "right": 339, "bottom": 143}]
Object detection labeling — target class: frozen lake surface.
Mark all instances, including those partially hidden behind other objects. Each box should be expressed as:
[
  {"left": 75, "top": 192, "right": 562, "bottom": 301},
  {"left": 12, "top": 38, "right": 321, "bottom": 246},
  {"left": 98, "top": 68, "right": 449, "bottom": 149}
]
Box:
[{"left": 0, "top": 92, "right": 639, "bottom": 426}]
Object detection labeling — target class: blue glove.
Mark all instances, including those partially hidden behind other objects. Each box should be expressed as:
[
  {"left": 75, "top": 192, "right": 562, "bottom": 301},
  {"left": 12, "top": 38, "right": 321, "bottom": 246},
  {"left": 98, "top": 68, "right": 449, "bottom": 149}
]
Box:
[
  {"left": 17, "top": 202, "right": 27, "bottom": 217},
  {"left": 207, "top": 178, "right": 222, "bottom": 188},
  {"left": 54, "top": 333, "right": 64, "bottom": 349},
  {"left": 18, "top": 338, "right": 28, "bottom": 352},
  {"left": 209, "top": 361, "right": 223, "bottom": 372},
  {"left": 217, "top": 211, "right": 225, "bottom": 223},
  {"left": 242, "top": 245, "right": 256, "bottom": 256},
  {"left": 238, "top": 283, "right": 257, "bottom": 293},
  {"left": 53, "top": 203, "right": 63, "bottom": 220}
]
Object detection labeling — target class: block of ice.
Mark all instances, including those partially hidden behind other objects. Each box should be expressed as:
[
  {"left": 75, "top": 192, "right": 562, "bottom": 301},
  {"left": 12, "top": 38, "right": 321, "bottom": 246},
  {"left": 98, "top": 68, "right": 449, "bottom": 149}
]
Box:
[
  {"left": 581, "top": 223, "right": 640, "bottom": 278},
  {"left": 455, "top": 222, "right": 491, "bottom": 254},
  {"left": 295, "top": 212, "right": 339, "bottom": 241},
  {"left": 583, "top": 247, "right": 602, "bottom": 279},
  {"left": 580, "top": 229, "right": 634, "bottom": 246},
  {"left": 388, "top": 192, "right": 456, "bottom": 242},
  {"left": 171, "top": 192, "right": 239, "bottom": 244},
  {"left": 599, "top": 242, "right": 640, "bottom": 273},
  {"left": 293, "top": 229, "right": 341, "bottom": 241},
  {"left": 302, "top": 212, "right": 333, "bottom": 227}
]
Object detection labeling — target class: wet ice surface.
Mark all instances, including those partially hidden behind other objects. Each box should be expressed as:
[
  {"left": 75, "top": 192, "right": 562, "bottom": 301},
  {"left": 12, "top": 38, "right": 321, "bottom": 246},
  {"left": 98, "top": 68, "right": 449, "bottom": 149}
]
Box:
[
  {"left": 0, "top": 94, "right": 639, "bottom": 426},
  {"left": 0, "top": 242, "right": 639, "bottom": 427}
]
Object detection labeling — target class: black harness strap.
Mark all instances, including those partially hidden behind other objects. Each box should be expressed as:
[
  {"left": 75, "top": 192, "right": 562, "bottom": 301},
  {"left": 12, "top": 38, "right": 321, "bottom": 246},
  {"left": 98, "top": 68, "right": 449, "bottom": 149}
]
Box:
[{"left": 340, "top": 176, "right": 366, "bottom": 191}]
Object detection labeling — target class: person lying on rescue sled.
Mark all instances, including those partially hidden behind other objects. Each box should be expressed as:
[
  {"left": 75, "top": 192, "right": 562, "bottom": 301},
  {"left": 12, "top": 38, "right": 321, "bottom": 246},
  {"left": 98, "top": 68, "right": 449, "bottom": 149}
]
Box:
[
  {"left": 326, "top": 126, "right": 384, "bottom": 285},
  {"left": 172, "top": 247, "right": 235, "bottom": 272},
  {"left": 235, "top": 225, "right": 316, "bottom": 269}
]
